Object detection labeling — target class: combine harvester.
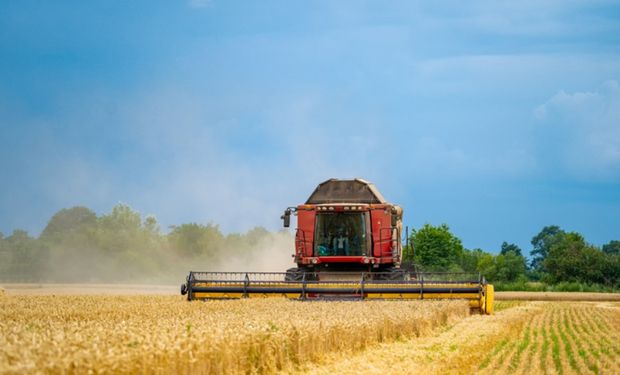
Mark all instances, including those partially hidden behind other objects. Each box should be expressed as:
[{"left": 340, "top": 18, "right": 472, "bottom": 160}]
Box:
[{"left": 181, "top": 179, "right": 494, "bottom": 314}]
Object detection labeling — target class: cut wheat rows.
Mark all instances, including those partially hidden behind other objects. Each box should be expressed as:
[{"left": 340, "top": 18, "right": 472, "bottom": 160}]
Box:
[{"left": 291, "top": 301, "right": 620, "bottom": 375}]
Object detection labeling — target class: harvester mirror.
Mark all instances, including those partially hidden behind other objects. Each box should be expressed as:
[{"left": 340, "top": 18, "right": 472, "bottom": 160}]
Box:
[
  {"left": 390, "top": 206, "right": 400, "bottom": 227},
  {"left": 281, "top": 208, "right": 291, "bottom": 228}
]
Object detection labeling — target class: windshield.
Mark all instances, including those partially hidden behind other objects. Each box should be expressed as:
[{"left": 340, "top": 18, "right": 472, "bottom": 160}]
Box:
[{"left": 314, "top": 212, "right": 366, "bottom": 256}]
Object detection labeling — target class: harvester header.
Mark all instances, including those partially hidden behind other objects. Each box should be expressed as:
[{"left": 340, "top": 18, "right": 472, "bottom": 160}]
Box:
[{"left": 181, "top": 178, "right": 494, "bottom": 314}]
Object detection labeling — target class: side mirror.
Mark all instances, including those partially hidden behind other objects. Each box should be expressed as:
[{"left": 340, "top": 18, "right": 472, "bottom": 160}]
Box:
[
  {"left": 390, "top": 206, "right": 401, "bottom": 227},
  {"left": 281, "top": 208, "right": 291, "bottom": 228}
]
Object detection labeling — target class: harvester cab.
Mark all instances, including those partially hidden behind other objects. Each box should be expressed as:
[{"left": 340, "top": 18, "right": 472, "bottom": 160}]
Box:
[
  {"left": 181, "top": 178, "right": 494, "bottom": 314},
  {"left": 285, "top": 178, "right": 403, "bottom": 277}
]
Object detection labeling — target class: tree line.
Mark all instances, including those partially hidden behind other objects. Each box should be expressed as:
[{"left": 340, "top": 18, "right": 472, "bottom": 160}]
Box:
[
  {"left": 0, "top": 205, "right": 289, "bottom": 283},
  {"left": 1, "top": 204, "right": 618, "bottom": 290},
  {"left": 403, "top": 224, "right": 620, "bottom": 291}
]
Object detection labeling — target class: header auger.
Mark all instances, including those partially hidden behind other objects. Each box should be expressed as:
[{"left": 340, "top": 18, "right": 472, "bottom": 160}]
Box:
[{"left": 181, "top": 178, "right": 494, "bottom": 314}]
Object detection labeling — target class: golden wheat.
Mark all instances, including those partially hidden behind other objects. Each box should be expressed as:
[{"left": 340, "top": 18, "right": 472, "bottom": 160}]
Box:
[
  {"left": 0, "top": 296, "right": 468, "bottom": 374},
  {"left": 293, "top": 301, "right": 620, "bottom": 375}
]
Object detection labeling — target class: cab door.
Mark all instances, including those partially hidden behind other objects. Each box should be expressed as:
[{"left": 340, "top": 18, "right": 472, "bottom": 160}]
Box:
[
  {"left": 370, "top": 207, "right": 392, "bottom": 258},
  {"left": 296, "top": 208, "right": 315, "bottom": 257}
]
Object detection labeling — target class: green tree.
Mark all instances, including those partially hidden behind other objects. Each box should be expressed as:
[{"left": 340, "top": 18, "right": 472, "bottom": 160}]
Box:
[
  {"left": 464, "top": 248, "right": 526, "bottom": 283},
  {"left": 96, "top": 204, "right": 145, "bottom": 254},
  {"left": 602, "top": 240, "right": 620, "bottom": 255},
  {"left": 98, "top": 204, "right": 142, "bottom": 237},
  {"left": 530, "top": 225, "right": 565, "bottom": 272},
  {"left": 495, "top": 250, "right": 527, "bottom": 282},
  {"left": 544, "top": 232, "right": 607, "bottom": 284},
  {"left": 409, "top": 223, "right": 464, "bottom": 271},
  {"left": 460, "top": 248, "right": 488, "bottom": 273},
  {"left": 65, "top": 203, "right": 164, "bottom": 282},
  {"left": 476, "top": 252, "right": 497, "bottom": 281},
  {"left": 0, "top": 230, "right": 49, "bottom": 281},
  {"left": 144, "top": 215, "right": 160, "bottom": 235},
  {"left": 0, "top": 232, "right": 8, "bottom": 279},
  {"left": 500, "top": 241, "right": 522, "bottom": 257},
  {"left": 40, "top": 206, "right": 97, "bottom": 243},
  {"left": 602, "top": 253, "right": 620, "bottom": 288},
  {"left": 167, "top": 223, "right": 224, "bottom": 258},
  {"left": 245, "top": 227, "right": 270, "bottom": 246},
  {"left": 39, "top": 207, "right": 100, "bottom": 281}
]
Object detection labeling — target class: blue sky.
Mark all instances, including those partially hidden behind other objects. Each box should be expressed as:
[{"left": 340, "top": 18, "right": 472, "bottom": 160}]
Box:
[{"left": 1, "top": 1, "right": 619, "bottom": 255}]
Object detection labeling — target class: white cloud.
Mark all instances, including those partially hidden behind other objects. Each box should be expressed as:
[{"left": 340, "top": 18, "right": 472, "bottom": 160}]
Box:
[
  {"left": 398, "top": 136, "right": 535, "bottom": 181},
  {"left": 534, "top": 80, "right": 620, "bottom": 179},
  {"left": 414, "top": 54, "right": 620, "bottom": 96},
  {"left": 454, "top": 0, "right": 617, "bottom": 36}
]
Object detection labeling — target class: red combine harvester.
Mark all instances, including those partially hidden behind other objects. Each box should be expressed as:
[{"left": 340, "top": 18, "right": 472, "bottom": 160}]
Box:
[
  {"left": 281, "top": 178, "right": 406, "bottom": 281},
  {"left": 181, "top": 178, "right": 494, "bottom": 314}
]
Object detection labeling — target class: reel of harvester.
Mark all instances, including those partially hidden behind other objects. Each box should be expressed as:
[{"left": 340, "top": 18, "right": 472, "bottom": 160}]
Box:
[{"left": 180, "top": 271, "right": 494, "bottom": 314}]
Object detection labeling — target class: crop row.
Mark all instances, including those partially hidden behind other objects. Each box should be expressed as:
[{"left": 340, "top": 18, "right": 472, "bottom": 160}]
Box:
[
  {"left": 289, "top": 301, "right": 620, "bottom": 374},
  {"left": 478, "top": 302, "right": 620, "bottom": 374},
  {"left": 0, "top": 296, "right": 468, "bottom": 374}
]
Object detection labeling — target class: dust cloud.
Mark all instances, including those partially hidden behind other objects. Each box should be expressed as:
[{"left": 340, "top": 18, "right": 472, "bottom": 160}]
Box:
[
  {"left": 0, "top": 229, "right": 297, "bottom": 288},
  {"left": 209, "top": 231, "right": 295, "bottom": 273}
]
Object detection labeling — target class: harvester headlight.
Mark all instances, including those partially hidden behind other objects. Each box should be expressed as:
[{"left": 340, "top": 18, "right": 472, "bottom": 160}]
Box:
[
  {"left": 344, "top": 206, "right": 350, "bottom": 210},
  {"left": 363, "top": 258, "right": 370, "bottom": 264},
  {"left": 312, "top": 258, "right": 318, "bottom": 264},
  {"left": 328, "top": 206, "right": 334, "bottom": 211}
]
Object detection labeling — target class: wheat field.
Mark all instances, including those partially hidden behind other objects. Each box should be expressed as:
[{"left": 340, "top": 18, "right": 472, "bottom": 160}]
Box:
[
  {"left": 2, "top": 291, "right": 618, "bottom": 375},
  {"left": 477, "top": 302, "right": 620, "bottom": 374},
  {"left": 290, "top": 301, "right": 620, "bottom": 374},
  {"left": 0, "top": 295, "right": 468, "bottom": 374}
]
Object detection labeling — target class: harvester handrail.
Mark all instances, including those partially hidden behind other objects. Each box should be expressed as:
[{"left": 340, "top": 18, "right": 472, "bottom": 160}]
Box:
[
  {"left": 295, "top": 228, "right": 309, "bottom": 257},
  {"left": 188, "top": 271, "right": 483, "bottom": 285}
]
